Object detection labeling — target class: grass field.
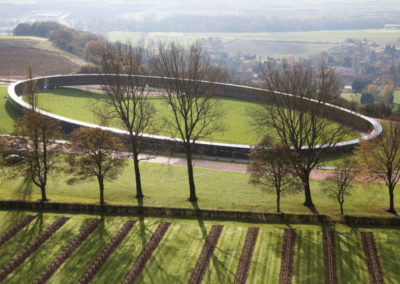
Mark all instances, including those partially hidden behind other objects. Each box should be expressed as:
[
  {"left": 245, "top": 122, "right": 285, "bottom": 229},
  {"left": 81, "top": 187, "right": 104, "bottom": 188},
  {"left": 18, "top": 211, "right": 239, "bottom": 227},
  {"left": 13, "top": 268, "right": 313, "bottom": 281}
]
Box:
[
  {"left": 393, "top": 90, "right": 400, "bottom": 105},
  {"left": 34, "top": 87, "right": 360, "bottom": 145},
  {"left": 340, "top": 92, "right": 362, "bottom": 103},
  {"left": 108, "top": 29, "right": 400, "bottom": 57},
  {"left": 0, "top": 210, "right": 399, "bottom": 283},
  {"left": 0, "top": 87, "right": 20, "bottom": 133},
  {"left": 0, "top": 159, "right": 399, "bottom": 218}
]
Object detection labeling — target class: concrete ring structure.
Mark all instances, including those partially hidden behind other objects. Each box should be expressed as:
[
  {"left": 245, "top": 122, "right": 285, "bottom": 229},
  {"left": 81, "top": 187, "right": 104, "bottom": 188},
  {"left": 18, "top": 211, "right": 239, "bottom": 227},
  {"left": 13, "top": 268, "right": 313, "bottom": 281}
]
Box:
[{"left": 8, "top": 74, "right": 382, "bottom": 161}]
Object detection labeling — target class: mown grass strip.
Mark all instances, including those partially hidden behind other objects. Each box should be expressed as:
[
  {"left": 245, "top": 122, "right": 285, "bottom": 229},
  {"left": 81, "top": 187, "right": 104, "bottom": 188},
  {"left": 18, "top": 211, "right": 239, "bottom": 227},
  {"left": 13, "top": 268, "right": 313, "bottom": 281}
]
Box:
[
  {"left": 122, "top": 222, "right": 171, "bottom": 284},
  {"left": 0, "top": 215, "right": 36, "bottom": 247},
  {"left": 361, "top": 232, "right": 385, "bottom": 284},
  {"left": 189, "top": 224, "right": 224, "bottom": 284},
  {"left": 77, "top": 220, "right": 136, "bottom": 284},
  {"left": 0, "top": 217, "right": 69, "bottom": 282},
  {"left": 34, "top": 219, "right": 103, "bottom": 284},
  {"left": 279, "top": 229, "right": 296, "bottom": 284},
  {"left": 234, "top": 227, "right": 260, "bottom": 284},
  {"left": 323, "top": 230, "right": 338, "bottom": 284}
]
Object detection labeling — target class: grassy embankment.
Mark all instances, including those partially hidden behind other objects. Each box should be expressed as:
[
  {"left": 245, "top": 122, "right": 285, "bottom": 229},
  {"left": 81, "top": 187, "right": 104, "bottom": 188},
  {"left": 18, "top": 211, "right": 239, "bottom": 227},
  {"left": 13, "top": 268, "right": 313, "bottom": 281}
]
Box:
[
  {"left": 34, "top": 87, "right": 360, "bottom": 145},
  {"left": 0, "top": 210, "right": 399, "bottom": 283}
]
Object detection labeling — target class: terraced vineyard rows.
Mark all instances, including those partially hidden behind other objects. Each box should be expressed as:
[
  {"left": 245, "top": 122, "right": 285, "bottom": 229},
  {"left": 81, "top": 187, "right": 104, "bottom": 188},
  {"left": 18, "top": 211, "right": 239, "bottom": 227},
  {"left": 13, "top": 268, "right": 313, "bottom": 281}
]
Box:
[{"left": 0, "top": 211, "right": 398, "bottom": 283}]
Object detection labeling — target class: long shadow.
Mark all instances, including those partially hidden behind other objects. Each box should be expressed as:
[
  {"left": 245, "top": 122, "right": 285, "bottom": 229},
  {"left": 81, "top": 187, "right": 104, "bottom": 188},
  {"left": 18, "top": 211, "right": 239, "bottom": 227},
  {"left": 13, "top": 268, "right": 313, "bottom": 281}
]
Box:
[
  {"left": 4, "top": 100, "right": 22, "bottom": 121},
  {"left": 39, "top": 88, "right": 109, "bottom": 100},
  {"left": 190, "top": 201, "right": 208, "bottom": 240},
  {"left": 305, "top": 205, "right": 320, "bottom": 215}
]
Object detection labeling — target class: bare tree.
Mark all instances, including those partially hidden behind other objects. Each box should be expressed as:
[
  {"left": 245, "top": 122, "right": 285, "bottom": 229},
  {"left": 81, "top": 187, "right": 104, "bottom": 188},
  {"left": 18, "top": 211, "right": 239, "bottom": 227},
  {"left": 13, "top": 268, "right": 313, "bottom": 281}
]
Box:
[
  {"left": 99, "top": 42, "right": 155, "bottom": 199},
  {"left": 249, "top": 135, "right": 301, "bottom": 212},
  {"left": 13, "top": 110, "right": 61, "bottom": 202},
  {"left": 254, "top": 60, "right": 348, "bottom": 208},
  {"left": 151, "top": 41, "right": 226, "bottom": 202},
  {"left": 357, "top": 116, "right": 400, "bottom": 213},
  {"left": 323, "top": 158, "right": 357, "bottom": 215},
  {"left": 11, "top": 65, "right": 62, "bottom": 202},
  {"left": 66, "top": 127, "right": 126, "bottom": 206}
]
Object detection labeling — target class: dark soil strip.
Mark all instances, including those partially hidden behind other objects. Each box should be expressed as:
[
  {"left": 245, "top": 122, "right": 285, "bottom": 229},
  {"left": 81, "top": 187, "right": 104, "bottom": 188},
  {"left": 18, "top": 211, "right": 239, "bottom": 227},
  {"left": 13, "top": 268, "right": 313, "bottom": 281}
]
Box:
[
  {"left": 34, "top": 219, "right": 103, "bottom": 284},
  {"left": 0, "top": 217, "right": 70, "bottom": 282},
  {"left": 234, "top": 227, "right": 260, "bottom": 284},
  {"left": 361, "top": 232, "right": 385, "bottom": 284},
  {"left": 279, "top": 229, "right": 296, "bottom": 284},
  {"left": 122, "top": 222, "right": 171, "bottom": 284},
  {"left": 0, "top": 215, "right": 36, "bottom": 247},
  {"left": 322, "top": 230, "right": 338, "bottom": 284},
  {"left": 188, "top": 225, "right": 224, "bottom": 284},
  {"left": 77, "top": 220, "right": 136, "bottom": 284}
]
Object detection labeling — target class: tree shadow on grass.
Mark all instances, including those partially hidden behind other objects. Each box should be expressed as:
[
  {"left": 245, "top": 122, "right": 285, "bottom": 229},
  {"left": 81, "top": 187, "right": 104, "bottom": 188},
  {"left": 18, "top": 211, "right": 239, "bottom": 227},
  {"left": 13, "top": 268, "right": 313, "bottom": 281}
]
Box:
[
  {"left": 334, "top": 227, "right": 369, "bottom": 283},
  {"left": 5, "top": 100, "right": 22, "bottom": 121},
  {"left": 190, "top": 201, "right": 208, "bottom": 240},
  {"left": 0, "top": 212, "right": 44, "bottom": 268}
]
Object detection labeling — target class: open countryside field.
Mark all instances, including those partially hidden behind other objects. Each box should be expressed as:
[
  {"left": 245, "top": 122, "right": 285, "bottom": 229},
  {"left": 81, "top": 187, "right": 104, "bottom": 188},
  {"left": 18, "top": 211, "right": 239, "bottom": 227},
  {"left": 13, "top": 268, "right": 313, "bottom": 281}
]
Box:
[
  {"left": 0, "top": 210, "right": 398, "bottom": 283},
  {"left": 34, "top": 88, "right": 360, "bottom": 145},
  {"left": 0, "top": 37, "right": 84, "bottom": 78},
  {"left": 108, "top": 29, "right": 400, "bottom": 57}
]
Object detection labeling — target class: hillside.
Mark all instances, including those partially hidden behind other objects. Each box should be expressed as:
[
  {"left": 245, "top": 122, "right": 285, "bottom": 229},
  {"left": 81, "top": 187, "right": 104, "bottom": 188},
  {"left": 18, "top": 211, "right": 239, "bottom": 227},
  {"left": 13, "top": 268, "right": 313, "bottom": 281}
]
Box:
[{"left": 0, "top": 36, "right": 85, "bottom": 79}]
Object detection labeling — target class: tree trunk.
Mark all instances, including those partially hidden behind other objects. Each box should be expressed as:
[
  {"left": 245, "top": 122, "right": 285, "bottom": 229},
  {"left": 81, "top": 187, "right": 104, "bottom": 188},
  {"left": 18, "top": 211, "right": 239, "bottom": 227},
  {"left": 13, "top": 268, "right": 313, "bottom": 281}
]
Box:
[
  {"left": 40, "top": 184, "right": 48, "bottom": 202},
  {"left": 133, "top": 151, "right": 144, "bottom": 199},
  {"left": 301, "top": 175, "right": 314, "bottom": 207},
  {"left": 186, "top": 149, "right": 197, "bottom": 202},
  {"left": 276, "top": 191, "right": 280, "bottom": 213},
  {"left": 97, "top": 175, "right": 105, "bottom": 207},
  {"left": 340, "top": 202, "right": 344, "bottom": 215},
  {"left": 389, "top": 185, "right": 396, "bottom": 213}
]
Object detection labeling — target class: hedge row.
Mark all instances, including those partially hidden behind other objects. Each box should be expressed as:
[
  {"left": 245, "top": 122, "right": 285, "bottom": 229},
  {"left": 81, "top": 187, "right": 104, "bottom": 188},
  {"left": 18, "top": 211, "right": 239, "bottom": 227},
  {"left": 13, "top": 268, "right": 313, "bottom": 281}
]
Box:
[
  {"left": 0, "top": 200, "right": 399, "bottom": 227},
  {"left": 0, "top": 217, "right": 69, "bottom": 282},
  {"left": 34, "top": 218, "right": 103, "bottom": 284},
  {"left": 122, "top": 222, "right": 171, "bottom": 284},
  {"left": 189, "top": 225, "right": 224, "bottom": 284},
  {"left": 78, "top": 220, "right": 136, "bottom": 284},
  {"left": 0, "top": 215, "right": 36, "bottom": 247}
]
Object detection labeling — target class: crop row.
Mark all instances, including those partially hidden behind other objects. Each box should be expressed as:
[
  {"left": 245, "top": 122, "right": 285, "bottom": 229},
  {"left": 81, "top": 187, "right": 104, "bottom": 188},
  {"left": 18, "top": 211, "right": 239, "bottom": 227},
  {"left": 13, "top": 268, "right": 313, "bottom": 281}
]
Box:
[
  {"left": 279, "top": 229, "right": 296, "bottom": 284},
  {"left": 123, "top": 222, "right": 171, "bottom": 284},
  {"left": 361, "top": 232, "right": 384, "bottom": 284},
  {"left": 78, "top": 220, "right": 136, "bottom": 284},
  {"left": 34, "top": 218, "right": 103, "bottom": 284},
  {"left": 0, "top": 217, "right": 70, "bottom": 282},
  {"left": 234, "top": 227, "right": 260, "bottom": 284},
  {"left": 323, "top": 230, "right": 338, "bottom": 284},
  {"left": 0, "top": 215, "right": 36, "bottom": 247},
  {"left": 189, "top": 225, "right": 224, "bottom": 284}
]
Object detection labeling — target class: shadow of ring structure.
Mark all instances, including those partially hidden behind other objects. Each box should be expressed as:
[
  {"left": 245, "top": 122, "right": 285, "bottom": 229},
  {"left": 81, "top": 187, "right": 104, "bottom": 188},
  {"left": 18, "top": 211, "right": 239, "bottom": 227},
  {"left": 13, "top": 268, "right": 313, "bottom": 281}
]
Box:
[{"left": 8, "top": 74, "right": 382, "bottom": 160}]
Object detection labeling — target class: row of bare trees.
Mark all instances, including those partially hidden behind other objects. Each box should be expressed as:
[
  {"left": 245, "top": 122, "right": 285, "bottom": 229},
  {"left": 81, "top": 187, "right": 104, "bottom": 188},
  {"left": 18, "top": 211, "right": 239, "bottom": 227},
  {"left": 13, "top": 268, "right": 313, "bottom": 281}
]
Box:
[
  {"left": 2, "top": 44, "right": 400, "bottom": 215},
  {"left": 249, "top": 61, "right": 400, "bottom": 214},
  {"left": 98, "top": 41, "right": 228, "bottom": 202}
]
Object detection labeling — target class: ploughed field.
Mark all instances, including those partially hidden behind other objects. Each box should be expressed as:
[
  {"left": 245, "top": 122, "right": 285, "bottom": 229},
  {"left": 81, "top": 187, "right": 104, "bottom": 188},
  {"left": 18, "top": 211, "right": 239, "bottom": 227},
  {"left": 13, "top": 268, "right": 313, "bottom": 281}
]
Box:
[
  {"left": 35, "top": 88, "right": 360, "bottom": 145},
  {"left": 0, "top": 37, "right": 82, "bottom": 78},
  {"left": 0, "top": 210, "right": 398, "bottom": 283}
]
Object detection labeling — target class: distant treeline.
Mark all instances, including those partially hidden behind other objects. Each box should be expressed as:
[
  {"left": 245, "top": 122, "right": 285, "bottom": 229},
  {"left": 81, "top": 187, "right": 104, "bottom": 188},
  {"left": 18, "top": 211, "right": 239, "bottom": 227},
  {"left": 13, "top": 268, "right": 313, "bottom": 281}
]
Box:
[
  {"left": 77, "top": 14, "right": 400, "bottom": 33},
  {"left": 13, "top": 22, "right": 103, "bottom": 56}
]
